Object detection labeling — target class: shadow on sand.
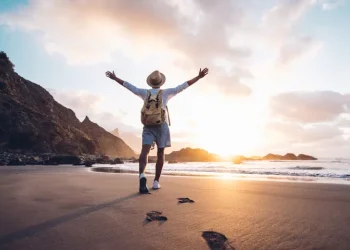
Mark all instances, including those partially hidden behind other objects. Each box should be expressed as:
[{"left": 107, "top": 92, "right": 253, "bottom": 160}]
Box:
[{"left": 0, "top": 193, "right": 140, "bottom": 246}]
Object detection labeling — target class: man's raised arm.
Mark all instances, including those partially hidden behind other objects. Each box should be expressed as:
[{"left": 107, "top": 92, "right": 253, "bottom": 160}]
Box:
[
  {"left": 105, "top": 70, "right": 147, "bottom": 99},
  {"left": 105, "top": 70, "right": 125, "bottom": 85},
  {"left": 187, "top": 68, "right": 209, "bottom": 86},
  {"left": 163, "top": 67, "right": 209, "bottom": 100}
]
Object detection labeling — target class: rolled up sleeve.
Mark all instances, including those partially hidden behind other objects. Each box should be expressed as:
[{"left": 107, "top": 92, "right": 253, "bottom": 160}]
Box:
[
  {"left": 163, "top": 82, "right": 189, "bottom": 100},
  {"left": 123, "top": 81, "right": 148, "bottom": 100}
]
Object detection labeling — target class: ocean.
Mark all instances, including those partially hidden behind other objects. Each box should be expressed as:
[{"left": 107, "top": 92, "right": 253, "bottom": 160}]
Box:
[{"left": 92, "top": 158, "right": 350, "bottom": 185}]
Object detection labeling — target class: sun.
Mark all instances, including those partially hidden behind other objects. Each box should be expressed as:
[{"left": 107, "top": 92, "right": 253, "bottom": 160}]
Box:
[
  {"left": 192, "top": 101, "right": 264, "bottom": 158},
  {"left": 197, "top": 128, "right": 260, "bottom": 158}
]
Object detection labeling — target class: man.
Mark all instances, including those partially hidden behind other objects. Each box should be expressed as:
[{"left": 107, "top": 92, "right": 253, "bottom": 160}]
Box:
[{"left": 105, "top": 68, "right": 209, "bottom": 193}]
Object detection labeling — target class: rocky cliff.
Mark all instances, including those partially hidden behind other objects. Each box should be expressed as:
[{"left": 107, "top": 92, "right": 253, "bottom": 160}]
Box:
[
  {"left": 0, "top": 52, "right": 135, "bottom": 158},
  {"left": 82, "top": 117, "right": 135, "bottom": 157}
]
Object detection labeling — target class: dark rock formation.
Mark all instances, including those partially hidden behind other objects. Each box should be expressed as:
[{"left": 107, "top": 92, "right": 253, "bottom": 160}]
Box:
[
  {"left": 26, "top": 156, "right": 44, "bottom": 165},
  {"left": 131, "top": 156, "right": 156, "bottom": 163},
  {"left": 262, "top": 154, "right": 283, "bottom": 160},
  {"left": 0, "top": 51, "right": 135, "bottom": 158},
  {"left": 95, "top": 155, "right": 112, "bottom": 164},
  {"left": 84, "top": 161, "right": 95, "bottom": 167},
  {"left": 44, "top": 155, "right": 82, "bottom": 165},
  {"left": 297, "top": 154, "right": 317, "bottom": 160},
  {"left": 111, "top": 158, "right": 124, "bottom": 164},
  {"left": 282, "top": 153, "right": 298, "bottom": 160},
  {"left": 263, "top": 153, "right": 317, "bottom": 161},
  {"left": 166, "top": 147, "right": 220, "bottom": 162},
  {"left": 7, "top": 158, "right": 25, "bottom": 166},
  {"left": 168, "top": 160, "right": 178, "bottom": 164}
]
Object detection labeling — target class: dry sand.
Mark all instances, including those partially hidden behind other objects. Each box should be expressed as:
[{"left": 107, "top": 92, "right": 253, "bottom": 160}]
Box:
[{"left": 1, "top": 165, "right": 350, "bottom": 250}]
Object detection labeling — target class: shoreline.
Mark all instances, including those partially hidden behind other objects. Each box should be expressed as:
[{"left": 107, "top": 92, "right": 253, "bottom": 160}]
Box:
[
  {"left": 2, "top": 164, "right": 349, "bottom": 186},
  {"left": 89, "top": 166, "right": 350, "bottom": 186}
]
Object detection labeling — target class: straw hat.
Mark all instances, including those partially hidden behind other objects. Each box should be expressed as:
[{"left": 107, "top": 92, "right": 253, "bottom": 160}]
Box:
[{"left": 146, "top": 70, "right": 166, "bottom": 88}]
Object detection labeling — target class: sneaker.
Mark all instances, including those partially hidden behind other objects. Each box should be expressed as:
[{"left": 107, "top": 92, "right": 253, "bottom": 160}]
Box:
[
  {"left": 139, "top": 174, "right": 149, "bottom": 194},
  {"left": 152, "top": 180, "right": 161, "bottom": 190}
]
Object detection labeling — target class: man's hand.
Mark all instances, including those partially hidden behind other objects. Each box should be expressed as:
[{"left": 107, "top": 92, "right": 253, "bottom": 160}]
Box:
[
  {"left": 187, "top": 67, "right": 209, "bottom": 86},
  {"left": 198, "top": 68, "right": 209, "bottom": 78},
  {"left": 105, "top": 70, "right": 124, "bottom": 85},
  {"left": 105, "top": 71, "right": 117, "bottom": 80}
]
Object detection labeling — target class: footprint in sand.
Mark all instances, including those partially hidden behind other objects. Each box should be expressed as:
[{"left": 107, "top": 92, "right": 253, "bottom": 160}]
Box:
[
  {"left": 145, "top": 211, "right": 168, "bottom": 222},
  {"left": 202, "top": 231, "right": 235, "bottom": 250},
  {"left": 177, "top": 197, "right": 195, "bottom": 203}
]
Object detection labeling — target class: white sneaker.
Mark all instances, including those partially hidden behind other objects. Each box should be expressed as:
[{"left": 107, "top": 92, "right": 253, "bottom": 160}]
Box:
[{"left": 152, "top": 180, "right": 161, "bottom": 190}]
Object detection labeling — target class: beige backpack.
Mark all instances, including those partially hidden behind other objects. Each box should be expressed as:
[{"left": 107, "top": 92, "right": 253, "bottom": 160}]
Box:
[{"left": 141, "top": 90, "right": 170, "bottom": 126}]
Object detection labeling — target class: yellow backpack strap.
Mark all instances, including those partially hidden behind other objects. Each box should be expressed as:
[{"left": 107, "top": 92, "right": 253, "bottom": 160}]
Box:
[
  {"left": 145, "top": 90, "right": 151, "bottom": 109},
  {"left": 156, "top": 90, "right": 163, "bottom": 108}
]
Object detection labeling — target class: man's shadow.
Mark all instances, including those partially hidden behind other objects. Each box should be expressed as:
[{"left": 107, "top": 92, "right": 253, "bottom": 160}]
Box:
[{"left": 0, "top": 192, "right": 140, "bottom": 247}]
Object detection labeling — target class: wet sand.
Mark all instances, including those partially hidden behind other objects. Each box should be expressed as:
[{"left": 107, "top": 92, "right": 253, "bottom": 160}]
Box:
[{"left": 1, "top": 165, "right": 350, "bottom": 250}]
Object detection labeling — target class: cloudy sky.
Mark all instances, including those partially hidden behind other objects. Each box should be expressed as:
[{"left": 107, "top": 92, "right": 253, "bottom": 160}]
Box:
[{"left": 1, "top": 0, "right": 349, "bottom": 157}]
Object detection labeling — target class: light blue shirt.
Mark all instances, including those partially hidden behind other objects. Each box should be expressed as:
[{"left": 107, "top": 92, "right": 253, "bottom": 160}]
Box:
[{"left": 123, "top": 81, "right": 189, "bottom": 124}]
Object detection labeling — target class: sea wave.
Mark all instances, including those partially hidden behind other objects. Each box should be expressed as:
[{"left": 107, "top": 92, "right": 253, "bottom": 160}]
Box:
[
  {"left": 91, "top": 166, "right": 350, "bottom": 179},
  {"left": 288, "top": 166, "right": 324, "bottom": 170}
]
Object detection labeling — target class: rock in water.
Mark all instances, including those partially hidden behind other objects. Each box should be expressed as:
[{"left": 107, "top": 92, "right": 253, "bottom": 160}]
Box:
[
  {"left": 166, "top": 147, "right": 220, "bottom": 162},
  {"left": 168, "top": 160, "right": 178, "bottom": 164},
  {"left": 283, "top": 153, "right": 297, "bottom": 160},
  {"left": 262, "top": 153, "right": 283, "bottom": 160},
  {"left": 297, "top": 154, "right": 317, "bottom": 160},
  {"left": 111, "top": 158, "right": 123, "bottom": 164},
  {"left": 84, "top": 160, "right": 95, "bottom": 167}
]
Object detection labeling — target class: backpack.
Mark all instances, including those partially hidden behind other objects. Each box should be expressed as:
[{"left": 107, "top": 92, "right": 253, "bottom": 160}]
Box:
[{"left": 141, "top": 90, "right": 171, "bottom": 126}]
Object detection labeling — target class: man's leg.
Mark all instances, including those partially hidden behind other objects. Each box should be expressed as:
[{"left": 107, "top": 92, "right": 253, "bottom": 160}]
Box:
[
  {"left": 139, "top": 144, "right": 151, "bottom": 194},
  {"left": 139, "top": 144, "right": 151, "bottom": 174},
  {"left": 155, "top": 148, "right": 165, "bottom": 182},
  {"left": 152, "top": 123, "right": 170, "bottom": 190}
]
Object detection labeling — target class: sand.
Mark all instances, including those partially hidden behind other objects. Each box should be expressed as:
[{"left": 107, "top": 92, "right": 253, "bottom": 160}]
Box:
[{"left": 1, "top": 165, "right": 350, "bottom": 250}]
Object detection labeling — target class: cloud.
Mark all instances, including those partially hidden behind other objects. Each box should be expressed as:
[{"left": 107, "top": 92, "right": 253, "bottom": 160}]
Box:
[
  {"left": 269, "top": 91, "right": 350, "bottom": 123},
  {"left": 261, "top": 0, "right": 322, "bottom": 67},
  {"left": 320, "top": 0, "right": 345, "bottom": 10},
  {"left": 261, "top": 0, "right": 316, "bottom": 43},
  {"left": 338, "top": 118, "right": 350, "bottom": 128},
  {"left": 265, "top": 121, "right": 343, "bottom": 143},
  {"left": 0, "top": 0, "right": 254, "bottom": 97},
  {"left": 278, "top": 36, "right": 322, "bottom": 66},
  {"left": 48, "top": 89, "right": 102, "bottom": 116},
  {"left": 48, "top": 89, "right": 139, "bottom": 133}
]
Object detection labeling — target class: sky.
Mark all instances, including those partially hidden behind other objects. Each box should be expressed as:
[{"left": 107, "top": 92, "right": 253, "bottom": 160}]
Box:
[{"left": 0, "top": 0, "right": 349, "bottom": 158}]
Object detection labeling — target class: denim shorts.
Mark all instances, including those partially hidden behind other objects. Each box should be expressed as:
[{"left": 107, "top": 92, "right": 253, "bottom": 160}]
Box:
[{"left": 142, "top": 123, "right": 171, "bottom": 148}]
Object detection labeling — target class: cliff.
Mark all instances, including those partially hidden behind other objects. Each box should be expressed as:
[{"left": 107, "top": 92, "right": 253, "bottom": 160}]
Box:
[{"left": 0, "top": 51, "right": 135, "bottom": 158}]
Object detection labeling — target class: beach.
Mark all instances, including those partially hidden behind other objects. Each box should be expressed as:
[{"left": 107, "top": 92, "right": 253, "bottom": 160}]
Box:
[{"left": 1, "top": 165, "right": 350, "bottom": 250}]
